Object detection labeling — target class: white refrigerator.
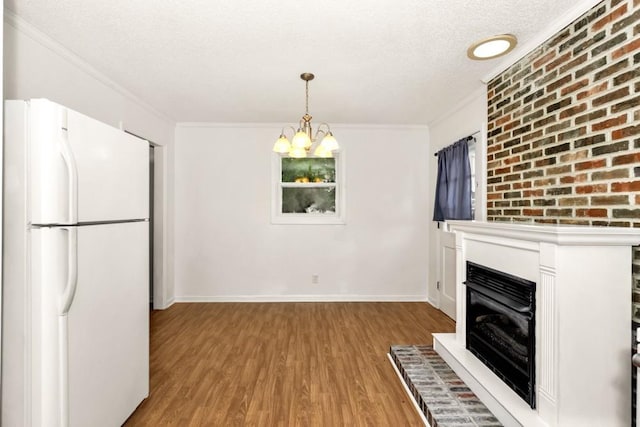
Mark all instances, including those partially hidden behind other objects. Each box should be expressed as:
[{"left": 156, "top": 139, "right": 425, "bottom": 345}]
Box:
[{"left": 2, "top": 99, "right": 150, "bottom": 426}]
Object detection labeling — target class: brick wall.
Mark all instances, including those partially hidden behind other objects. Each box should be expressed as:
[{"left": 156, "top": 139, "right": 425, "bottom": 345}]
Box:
[{"left": 485, "top": 0, "right": 640, "bottom": 318}]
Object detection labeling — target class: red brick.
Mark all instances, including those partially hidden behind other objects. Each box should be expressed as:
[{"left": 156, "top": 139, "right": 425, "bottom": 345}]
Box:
[
  {"left": 487, "top": 144, "right": 502, "bottom": 154},
  {"left": 613, "top": 153, "right": 640, "bottom": 165},
  {"left": 513, "top": 181, "right": 532, "bottom": 189},
  {"left": 559, "top": 53, "right": 588, "bottom": 75},
  {"left": 523, "top": 209, "right": 544, "bottom": 216},
  {"left": 592, "top": 114, "right": 628, "bottom": 131},
  {"left": 533, "top": 51, "right": 557, "bottom": 69},
  {"left": 547, "top": 75, "right": 573, "bottom": 92},
  {"left": 561, "top": 79, "right": 589, "bottom": 96},
  {"left": 593, "top": 4, "right": 628, "bottom": 32},
  {"left": 575, "top": 159, "right": 607, "bottom": 170},
  {"left": 504, "top": 155, "right": 522, "bottom": 165},
  {"left": 496, "top": 115, "right": 512, "bottom": 126},
  {"left": 577, "top": 81, "right": 609, "bottom": 101},
  {"left": 524, "top": 189, "right": 545, "bottom": 197},
  {"left": 504, "top": 120, "right": 522, "bottom": 131},
  {"left": 576, "top": 208, "right": 608, "bottom": 217},
  {"left": 545, "top": 52, "right": 572, "bottom": 72},
  {"left": 612, "top": 125, "right": 640, "bottom": 140},
  {"left": 559, "top": 103, "right": 588, "bottom": 119},
  {"left": 560, "top": 174, "right": 587, "bottom": 184},
  {"left": 612, "top": 181, "right": 640, "bottom": 192},
  {"left": 534, "top": 178, "right": 556, "bottom": 186},
  {"left": 576, "top": 184, "right": 609, "bottom": 194},
  {"left": 592, "top": 87, "right": 630, "bottom": 106}
]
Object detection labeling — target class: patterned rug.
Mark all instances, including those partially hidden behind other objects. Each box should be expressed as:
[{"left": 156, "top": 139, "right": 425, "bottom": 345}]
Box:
[{"left": 389, "top": 345, "right": 502, "bottom": 427}]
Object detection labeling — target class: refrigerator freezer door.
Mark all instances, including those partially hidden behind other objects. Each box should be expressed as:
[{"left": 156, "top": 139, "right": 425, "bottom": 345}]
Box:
[
  {"left": 66, "top": 221, "right": 149, "bottom": 427},
  {"left": 27, "top": 222, "right": 149, "bottom": 426},
  {"left": 28, "top": 99, "right": 149, "bottom": 225}
]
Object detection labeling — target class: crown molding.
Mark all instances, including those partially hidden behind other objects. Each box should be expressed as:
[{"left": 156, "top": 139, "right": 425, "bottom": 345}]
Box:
[
  {"left": 176, "top": 122, "right": 429, "bottom": 130},
  {"left": 4, "top": 9, "right": 174, "bottom": 124}
]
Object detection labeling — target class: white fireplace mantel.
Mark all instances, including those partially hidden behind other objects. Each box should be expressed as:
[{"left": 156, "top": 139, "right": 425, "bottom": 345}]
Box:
[{"left": 434, "top": 220, "right": 640, "bottom": 427}]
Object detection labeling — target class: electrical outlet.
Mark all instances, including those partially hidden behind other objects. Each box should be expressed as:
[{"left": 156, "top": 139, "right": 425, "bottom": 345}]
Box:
[{"left": 311, "top": 274, "right": 319, "bottom": 284}]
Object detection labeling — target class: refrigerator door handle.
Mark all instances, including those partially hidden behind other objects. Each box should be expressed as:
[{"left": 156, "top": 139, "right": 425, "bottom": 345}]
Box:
[
  {"left": 58, "top": 109, "right": 79, "bottom": 224},
  {"left": 59, "top": 227, "right": 78, "bottom": 315}
]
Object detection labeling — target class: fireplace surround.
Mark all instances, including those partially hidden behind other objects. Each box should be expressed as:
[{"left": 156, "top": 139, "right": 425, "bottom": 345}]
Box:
[{"left": 433, "top": 221, "right": 640, "bottom": 426}]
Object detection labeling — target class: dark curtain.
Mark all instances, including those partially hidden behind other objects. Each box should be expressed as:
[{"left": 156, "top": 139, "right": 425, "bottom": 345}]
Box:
[{"left": 433, "top": 138, "right": 472, "bottom": 221}]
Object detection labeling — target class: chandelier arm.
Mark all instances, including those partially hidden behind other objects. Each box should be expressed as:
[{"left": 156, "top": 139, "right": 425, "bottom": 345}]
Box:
[
  {"left": 314, "top": 122, "right": 331, "bottom": 139},
  {"left": 316, "top": 122, "right": 331, "bottom": 131},
  {"left": 281, "top": 125, "right": 297, "bottom": 137}
]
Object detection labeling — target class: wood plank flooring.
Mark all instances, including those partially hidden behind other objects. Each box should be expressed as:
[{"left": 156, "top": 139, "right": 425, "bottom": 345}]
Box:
[{"left": 124, "top": 302, "right": 455, "bottom": 426}]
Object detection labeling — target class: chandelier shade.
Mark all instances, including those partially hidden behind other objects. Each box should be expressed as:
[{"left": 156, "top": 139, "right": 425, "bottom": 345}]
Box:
[{"left": 273, "top": 73, "right": 339, "bottom": 158}]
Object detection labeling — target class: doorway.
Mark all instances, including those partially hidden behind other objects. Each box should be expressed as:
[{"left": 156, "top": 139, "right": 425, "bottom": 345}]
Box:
[{"left": 125, "top": 130, "right": 167, "bottom": 310}]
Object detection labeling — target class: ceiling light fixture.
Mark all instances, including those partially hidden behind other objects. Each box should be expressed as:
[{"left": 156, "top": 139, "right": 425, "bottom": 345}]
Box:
[
  {"left": 273, "top": 73, "right": 339, "bottom": 158},
  {"left": 467, "top": 34, "right": 517, "bottom": 60}
]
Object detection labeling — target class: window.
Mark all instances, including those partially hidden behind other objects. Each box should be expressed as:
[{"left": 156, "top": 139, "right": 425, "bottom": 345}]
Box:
[{"left": 272, "top": 154, "right": 345, "bottom": 224}]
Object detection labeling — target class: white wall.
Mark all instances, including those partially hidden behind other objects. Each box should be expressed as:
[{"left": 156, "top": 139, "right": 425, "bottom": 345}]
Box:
[
  {"left": 426, "top": 88, "right": 487, "bottom": 306},
  {"left": 0, "top": 4, "right": 4, "bottom": 377},
  {"left": 3, "top": 13, "right": 176, "bottom": 307},
  {"left": 174, "top": 124, "right": 430, "bottom": 301}
]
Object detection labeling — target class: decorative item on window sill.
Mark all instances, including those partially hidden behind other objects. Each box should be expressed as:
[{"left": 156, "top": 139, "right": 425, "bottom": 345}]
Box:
[{"left": 273, "top": 73, "right": 339, "bottom": 158}]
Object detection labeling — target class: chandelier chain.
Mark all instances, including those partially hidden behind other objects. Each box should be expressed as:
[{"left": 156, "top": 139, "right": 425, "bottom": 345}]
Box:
[{"left": 305, "top": 80, "right": 309, "bottom": 114}]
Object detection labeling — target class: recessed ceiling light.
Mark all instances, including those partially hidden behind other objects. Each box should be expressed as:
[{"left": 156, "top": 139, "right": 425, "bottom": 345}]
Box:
[{"left": 467, "top": 34, "right": 517, "bottom": 60}]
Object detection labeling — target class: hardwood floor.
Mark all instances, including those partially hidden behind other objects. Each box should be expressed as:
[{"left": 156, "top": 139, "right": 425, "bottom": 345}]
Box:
[{"left": 124, "top": 302, "right": 455, "bottom": 426}]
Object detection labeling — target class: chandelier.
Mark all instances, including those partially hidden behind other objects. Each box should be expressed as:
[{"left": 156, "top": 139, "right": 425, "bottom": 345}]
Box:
[{"left": 273, "top": 73, "right": 339, "bottom": 158}]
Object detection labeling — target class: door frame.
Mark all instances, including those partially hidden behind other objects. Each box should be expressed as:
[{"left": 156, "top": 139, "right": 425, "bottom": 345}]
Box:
[{"left": 124, "top": 131, "right": 170, "bottom": 310}]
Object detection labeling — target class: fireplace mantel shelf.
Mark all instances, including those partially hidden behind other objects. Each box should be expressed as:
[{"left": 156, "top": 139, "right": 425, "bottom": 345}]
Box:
[{"left": 446, "top": 220, "right": 640, "bottom": 246}]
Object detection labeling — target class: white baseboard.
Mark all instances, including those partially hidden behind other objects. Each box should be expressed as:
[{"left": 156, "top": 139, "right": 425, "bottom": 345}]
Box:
[
  {"left": 426, "top": 297, "right": 439, "bottom": 308},
  {"left": 174, "top": 294, "right": 428, "bottom": 303},
  {"left": 154, "top": 297, "right": 175, "bottom": 310}
]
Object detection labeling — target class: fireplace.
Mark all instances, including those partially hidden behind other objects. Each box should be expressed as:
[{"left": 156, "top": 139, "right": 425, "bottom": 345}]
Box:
[
  {"left": 434, "top": 221, "right": 640, "bottom": 426},
  {"left": 465, "top": 261, "right": 536, "bottom": 408}
]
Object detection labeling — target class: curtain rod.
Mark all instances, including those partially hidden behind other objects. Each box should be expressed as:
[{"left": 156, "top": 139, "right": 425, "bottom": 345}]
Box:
[{"left": 433, "top": 135, "right": 476, "bottom": 157}]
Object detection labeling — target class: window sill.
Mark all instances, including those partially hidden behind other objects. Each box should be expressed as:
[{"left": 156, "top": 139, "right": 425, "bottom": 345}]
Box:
[{"left": 271, "top": 214, "right": 346, "bottom": 225}]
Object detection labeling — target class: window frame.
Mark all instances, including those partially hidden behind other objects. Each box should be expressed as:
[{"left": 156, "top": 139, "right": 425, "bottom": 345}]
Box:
[{"left": 271, "top": 151, "right": 346, "bottom": 225}]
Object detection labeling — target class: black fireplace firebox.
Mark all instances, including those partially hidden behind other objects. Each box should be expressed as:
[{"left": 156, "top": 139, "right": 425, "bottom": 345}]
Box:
[{"left": 465, "top": 261, "right": 536, "bottom": 408}]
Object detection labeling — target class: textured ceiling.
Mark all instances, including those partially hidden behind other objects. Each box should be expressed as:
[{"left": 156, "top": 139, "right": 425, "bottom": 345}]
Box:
[{"left": 6, "top": 0, "right": 593, "bottom": 124}]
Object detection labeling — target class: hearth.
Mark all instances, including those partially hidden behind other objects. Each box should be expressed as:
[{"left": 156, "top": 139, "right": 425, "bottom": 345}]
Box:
[{"left": 465, "top": 261, "right": 536, "bottom": 408}]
